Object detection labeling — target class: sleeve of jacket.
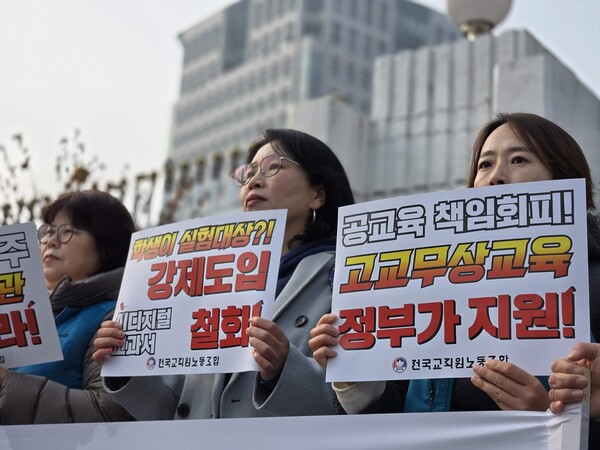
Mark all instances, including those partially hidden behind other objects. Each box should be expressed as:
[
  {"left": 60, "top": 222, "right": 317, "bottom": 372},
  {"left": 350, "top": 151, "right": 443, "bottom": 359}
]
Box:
[
  {"left": 252, "top": 342, "right": 334, "bottom": 416},
  {"left": 103, "top": 374, "right": 184, "bottom": 421},
  {"left": 0, "top": 328, "right": 133, "bottom": 424}
]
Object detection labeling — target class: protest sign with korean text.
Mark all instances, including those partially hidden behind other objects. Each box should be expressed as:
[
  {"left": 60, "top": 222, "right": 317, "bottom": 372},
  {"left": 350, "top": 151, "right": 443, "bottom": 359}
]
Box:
[
  {"left": 0, "top": 222, "right": 62, "bottom": 368},
  {"left": 101, "top": 210, "right": 286, "bottom": 377},
  {"left": 327, "top": 179, "right": 589, "bottom": 382}
]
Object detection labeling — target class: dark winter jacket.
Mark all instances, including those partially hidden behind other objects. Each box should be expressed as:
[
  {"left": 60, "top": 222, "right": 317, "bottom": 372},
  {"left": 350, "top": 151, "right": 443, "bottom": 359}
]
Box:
[{"left": 0, "top": 268, "right": 133, "bottom": 424}]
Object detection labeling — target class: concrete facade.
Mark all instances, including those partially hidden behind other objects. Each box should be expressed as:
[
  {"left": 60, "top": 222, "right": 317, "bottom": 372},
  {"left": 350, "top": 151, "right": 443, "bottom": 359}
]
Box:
[
  {"left": 294, "top": 29, "right": 600, "bottom": 205},
  {"left": 164, "top": 3, "right": 600, "bottom": 220},
  {"left": 162, "top": 0, "right": 460, "bottom": 222}
]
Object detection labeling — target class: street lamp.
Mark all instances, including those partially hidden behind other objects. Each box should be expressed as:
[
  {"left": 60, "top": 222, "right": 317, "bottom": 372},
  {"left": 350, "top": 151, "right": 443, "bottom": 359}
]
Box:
[{"left": 445, "top": 0, "right": 513, "bottom": 41}]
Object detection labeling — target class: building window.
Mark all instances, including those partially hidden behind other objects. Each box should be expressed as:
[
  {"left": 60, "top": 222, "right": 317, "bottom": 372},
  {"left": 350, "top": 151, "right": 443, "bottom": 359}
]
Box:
[
  {"left": 362, "top": 100, "right": 370, "bottom": 113},
  {"left": 302, "top": 20, "right": 322, "bottom": 38},
  {"left": 349, "top": 29, "right": 356, "bottom": 51},
  {"left": 271, "top": 30, "right": 281, "bottom": 53},
  {"left": 331, "top": 56, "right": 339, "bottom": 76},
  {"left": 267, "top": 0, "right": 276, "bottom": 22},
  {"left": 366, "top": 0, "right": 374, "bottom": 24},
  {"left": 260, "top": 67, "right": 269, "bottom": 86},
  {"left": 280, "top": 88, "right": 289, "bottom": 102},
  {"left": 274, "top": 0, "right": 283, "bottom": 17},
  {"left": 350, "top": 0, "right": 358, "bottom": 19},
  {"left": 305, "top": 0, "right": 322, "bottom": 12},
  {"left": 271, "top": 62, "right": 280, "bottom": 82},
  {"left": 247, "top": 41, "right": 257, "bottom": 58},
  {"left": 381, "top": 3, "right": 388, "bottom": 31},
  {"left": 363, "top": 35, "right": 371, "bottom": 57},
  {"left": 195, "top": 158, "right": 205, "bottom": 184},
  {"left": 286, "top": 23, "right": 295, "bottom": 41},
  {"left": 283, "top": 57, "right": 292, "bottom": 75},
  {"left": 362, "top": 68, "right": 371, "bottom": 89},
  {"left": 180, "top": 162, "right": 191, "bottom": 188},
  {"left": 212, "top": 155, "right": 223, "bottom": 180},
  {"left": 164, "top": 160, "right": 174, "bottom": 192},
  {"left": 261, "top": 35, "right": 269, "bottom": 56},
  {"left": 253, "top": 3, "right": 263, "bottom": 28},
  {"left": 331, "top": 22, "right": 341, "bottom": 44},
  {"left": 229, "top": 150, "right": 241, "bottom": 174},
  {"left": 347, "top": 62, "right": 355, "bottom": 83},
  {"left": 281, "top": 0, "right": 289, "bottom": 14}
]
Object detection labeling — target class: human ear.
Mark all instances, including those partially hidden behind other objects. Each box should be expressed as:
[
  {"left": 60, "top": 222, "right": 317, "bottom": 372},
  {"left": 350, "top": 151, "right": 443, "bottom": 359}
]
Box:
[{"left": 311, "top": 184, "right": 326, "bottom": 210}]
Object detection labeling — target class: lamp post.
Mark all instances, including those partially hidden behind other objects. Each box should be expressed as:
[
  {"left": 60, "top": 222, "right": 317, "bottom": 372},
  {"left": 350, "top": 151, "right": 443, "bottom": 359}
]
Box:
[{"left": 445, "top": 0, "right": 513, "bottom": 41}]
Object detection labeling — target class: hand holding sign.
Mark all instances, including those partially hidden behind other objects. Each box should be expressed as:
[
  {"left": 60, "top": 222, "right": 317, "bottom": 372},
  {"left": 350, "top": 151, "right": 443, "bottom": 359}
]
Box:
[
  {"left": 471, "top": 360, "right": 550, "bottom": 411},
  {"left": 92, "top": 321, "right": 125, "bottom": 366},
  {"left": 309, "top": 313, "right": 340, "bottom": 370},
  {"left": 247, "top": 316, "right": 290, "bottom": 381}
]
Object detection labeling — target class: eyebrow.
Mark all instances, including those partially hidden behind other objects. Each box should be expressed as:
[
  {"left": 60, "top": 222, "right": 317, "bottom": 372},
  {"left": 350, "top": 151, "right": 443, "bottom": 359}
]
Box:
[
  {"left": 249, "top": 153, "right": 278, "bottom": 164},
  {"left": 479, "top": 146, "right": 532, "bottom": 158}
]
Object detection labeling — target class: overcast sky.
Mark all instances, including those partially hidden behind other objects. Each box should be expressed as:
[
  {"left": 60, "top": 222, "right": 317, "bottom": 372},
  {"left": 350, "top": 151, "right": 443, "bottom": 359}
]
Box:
[{"left": 0, "top": 0, "right": 598, "bottom": 212}]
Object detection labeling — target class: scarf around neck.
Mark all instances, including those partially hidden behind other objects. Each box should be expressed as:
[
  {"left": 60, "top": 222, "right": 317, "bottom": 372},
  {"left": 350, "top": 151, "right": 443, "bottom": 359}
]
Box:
[
  {"left": 276, "top": 236, "right": 336, "bottom": 297},
  {"left": 50, "top": 266, "right": 125, "bottom": 314}
]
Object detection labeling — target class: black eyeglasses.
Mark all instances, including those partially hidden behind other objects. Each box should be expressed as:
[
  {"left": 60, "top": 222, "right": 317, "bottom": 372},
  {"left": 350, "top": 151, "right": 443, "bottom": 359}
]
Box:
[
  {"left": 37, "top": 223, "right": 87, "bottom": 244},
  {"left": 231, "top": 154, "right": 300, "bottom": 186}
]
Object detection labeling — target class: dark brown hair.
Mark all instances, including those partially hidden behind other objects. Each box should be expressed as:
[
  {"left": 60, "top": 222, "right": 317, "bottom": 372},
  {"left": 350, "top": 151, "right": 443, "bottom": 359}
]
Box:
[
  {"left": 42, "top": 190, "right": 136, "bottom": 275},
  {"left": 468, "top": 113, "right": 595, "bottom": 210},
  {"left": 247, "top": 129, "right": 355, "bottom": 247}
]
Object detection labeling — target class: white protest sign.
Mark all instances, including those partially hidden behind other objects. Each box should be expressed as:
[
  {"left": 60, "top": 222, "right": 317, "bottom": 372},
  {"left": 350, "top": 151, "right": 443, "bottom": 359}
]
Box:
[
  {"left": 101, "top": 209, "right": 286, "bottom": 377},
  {"left": 0, "top": 222, "right": 62, "bottom": 368},
  {"left": 327, "top": 179, "right": 589, "bottom": 382}
]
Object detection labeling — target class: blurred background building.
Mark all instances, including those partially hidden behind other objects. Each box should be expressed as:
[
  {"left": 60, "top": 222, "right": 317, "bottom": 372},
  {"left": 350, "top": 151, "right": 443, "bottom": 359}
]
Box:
[
  {"left": 295, "top": 28, "right": 600, "bottom": 203},
  {"left": 163, "top": 0, "right": 460, "bottom": 221},
  {"left": 163, "top": 0, "right": 600, "bottom": 222}
]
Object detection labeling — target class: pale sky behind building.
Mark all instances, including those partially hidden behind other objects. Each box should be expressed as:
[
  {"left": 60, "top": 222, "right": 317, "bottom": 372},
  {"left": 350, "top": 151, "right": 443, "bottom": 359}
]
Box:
[{"left": 0, "top": 0, "right": 598, "bottom": 211}]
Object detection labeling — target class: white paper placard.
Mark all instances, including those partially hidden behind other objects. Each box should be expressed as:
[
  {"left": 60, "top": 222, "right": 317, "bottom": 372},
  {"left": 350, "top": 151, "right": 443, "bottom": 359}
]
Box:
[
  {"left": 101, "top": 209, "right": 286, "bottom": 377},
  {"left": 0, "top": 222, "right": 62, "bottom": 368},
  {"left": 327, "top": 179, "right": 590, "bottom": 382}
]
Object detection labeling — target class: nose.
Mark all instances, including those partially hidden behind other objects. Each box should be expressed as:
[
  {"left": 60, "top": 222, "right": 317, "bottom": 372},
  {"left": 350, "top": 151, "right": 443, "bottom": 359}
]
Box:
[
  {"left": 44, "top": 231, "right": 60, "bottom": 247},
  {"left": 489, "top": 165, "right": 506, "bottom": 185},
  {"left": 246, "top": 170, "right": 264, "bottom": 188}
]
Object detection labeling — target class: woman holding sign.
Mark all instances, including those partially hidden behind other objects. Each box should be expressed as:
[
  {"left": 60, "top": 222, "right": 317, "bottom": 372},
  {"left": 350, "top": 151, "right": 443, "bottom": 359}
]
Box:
[
  {"left": 310, "top": 114, "right": 600, "bottom": 425},
  {"left": 0, "top": 190, "right": 135, "bottom": 424},
  {"left": 93, "top": 128, "right": 355, "bottom": 419},
  {"left": 383, "top": 113, "right": 599, "bottom": 416}
]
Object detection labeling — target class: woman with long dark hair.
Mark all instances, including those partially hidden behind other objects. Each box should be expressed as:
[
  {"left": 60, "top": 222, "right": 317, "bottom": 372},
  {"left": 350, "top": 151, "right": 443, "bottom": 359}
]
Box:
[{"left": 310, "top": 113, "right": 600, "bottom": 446}]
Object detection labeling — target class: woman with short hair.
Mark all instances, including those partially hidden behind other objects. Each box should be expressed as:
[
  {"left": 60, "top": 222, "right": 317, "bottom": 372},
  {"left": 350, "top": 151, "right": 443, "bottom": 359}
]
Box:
[{"left": 0, "top": 190, "right": 136, "bottom": 424}]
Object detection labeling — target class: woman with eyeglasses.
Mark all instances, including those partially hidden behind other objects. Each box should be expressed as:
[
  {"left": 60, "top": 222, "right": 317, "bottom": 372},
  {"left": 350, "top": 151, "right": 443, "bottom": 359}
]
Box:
[
  {"left": 0, "top": 190, "right": 136, "bottom": 424},
  {"left": 93, "top": 128, "right": 355, "bottom": 420}
]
